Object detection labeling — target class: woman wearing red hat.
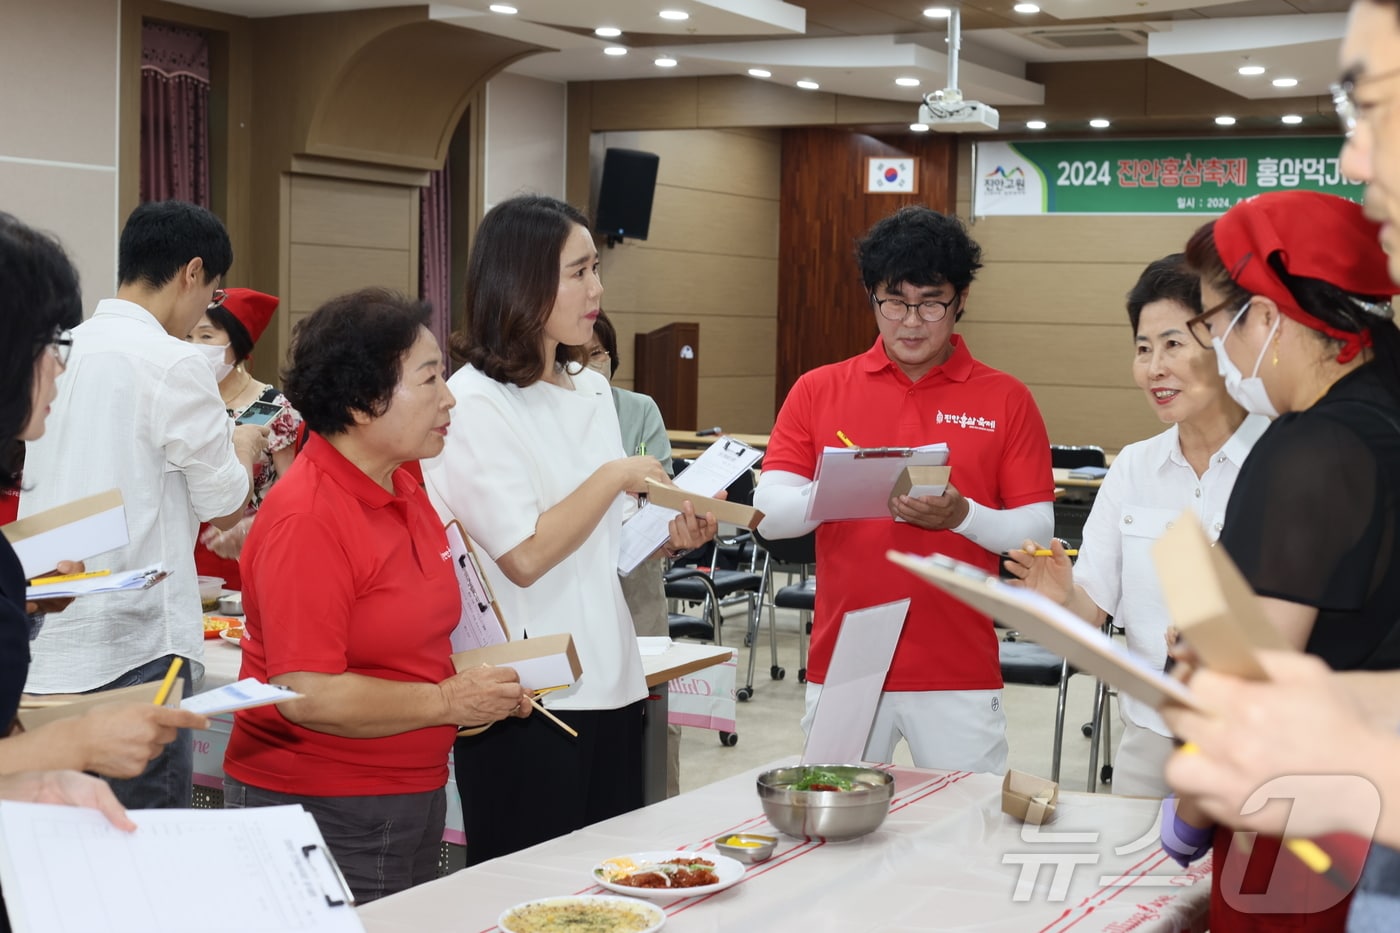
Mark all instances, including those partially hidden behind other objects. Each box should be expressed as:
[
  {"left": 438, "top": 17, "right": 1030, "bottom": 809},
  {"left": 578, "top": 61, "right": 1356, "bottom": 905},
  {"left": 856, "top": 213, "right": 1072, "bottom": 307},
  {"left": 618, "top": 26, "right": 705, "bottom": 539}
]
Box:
[
  {"left": 187, "top": 287, "right": 302, "bottom": 588},
  {"left": 1162, "top": 190, "right": 1400, "bottom": 930}
]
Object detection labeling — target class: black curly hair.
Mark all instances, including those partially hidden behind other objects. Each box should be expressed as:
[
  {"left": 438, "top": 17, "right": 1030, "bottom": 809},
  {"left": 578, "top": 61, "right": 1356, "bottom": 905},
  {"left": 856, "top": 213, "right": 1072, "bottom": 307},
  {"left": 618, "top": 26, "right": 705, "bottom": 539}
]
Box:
[
  {"left": 856, "top": 206, "right": 983, "bottom": 321},
  {"left": 281, "top": 288, "right": 432, "bottom": 436},
  {"left": 1, "top": 213, "right": 83, "bottom": 490}
]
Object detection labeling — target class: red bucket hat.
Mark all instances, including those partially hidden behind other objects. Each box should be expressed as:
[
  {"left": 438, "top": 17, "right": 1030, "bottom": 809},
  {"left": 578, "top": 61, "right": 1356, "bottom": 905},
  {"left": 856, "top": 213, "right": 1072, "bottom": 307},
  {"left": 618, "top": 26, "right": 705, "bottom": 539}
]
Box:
[
  {"left": 219, "top": 288, "right": 279, "bottom": 345},
  {"left": 1214, "top": 191, "right": 1394, "bottom": 363}
]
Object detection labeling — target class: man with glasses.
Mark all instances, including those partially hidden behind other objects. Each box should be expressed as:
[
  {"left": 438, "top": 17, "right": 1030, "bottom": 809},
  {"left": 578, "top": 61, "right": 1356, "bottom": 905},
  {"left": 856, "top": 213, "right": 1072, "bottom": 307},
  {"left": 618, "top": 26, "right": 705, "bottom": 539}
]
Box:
[
  {"left": 756, "top": 205, "right": 1054, "bottom": 772},
  {"left": 18, "top": 200, "right": 267, "bottom": 809}
]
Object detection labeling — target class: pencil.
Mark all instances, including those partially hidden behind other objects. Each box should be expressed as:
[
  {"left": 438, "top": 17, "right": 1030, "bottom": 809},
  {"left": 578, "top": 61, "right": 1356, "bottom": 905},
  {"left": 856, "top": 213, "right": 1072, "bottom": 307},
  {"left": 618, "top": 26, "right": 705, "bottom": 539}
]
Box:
[
  {"left": 152, "top": 657, "right": 183, "bottom": 706},
  {"left": 836, "top": 430, "right": 857, "bottom": 448},
  {"left": 529, "top": 694, "right": 579, "bottom": 738},
  {"left": 28, "top": 568, "right": 111, "bottom": 586},
  {"left": 1031, "top": 549, "right": 1078, "bottom": 557}
]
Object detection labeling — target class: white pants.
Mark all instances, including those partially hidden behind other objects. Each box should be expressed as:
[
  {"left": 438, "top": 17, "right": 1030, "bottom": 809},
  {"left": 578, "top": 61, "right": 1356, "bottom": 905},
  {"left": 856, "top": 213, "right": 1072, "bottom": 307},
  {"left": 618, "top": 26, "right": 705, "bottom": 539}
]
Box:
[
  {"left": 802, "top": 683, "right": 1008, "bottom": 773},
  {"left": 1108, "top": 714, "right": 1173, "bottom": 798}
]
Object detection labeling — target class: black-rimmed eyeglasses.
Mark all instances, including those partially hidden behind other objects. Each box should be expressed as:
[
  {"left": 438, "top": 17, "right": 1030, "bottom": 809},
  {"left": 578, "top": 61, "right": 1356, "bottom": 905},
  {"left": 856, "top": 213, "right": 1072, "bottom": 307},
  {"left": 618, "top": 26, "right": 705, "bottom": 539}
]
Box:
[
  {"left": 46, "top": 327, "right": 73, "bottom": 366},
  {"left": 1332, "top": 64, "right": 1400, "bottom": 137},
  {"left": 871, "top": 292, "right": 959, "bottom": 324},
  {"left": 208, "top": 288, "right": 228, "bottom": 311}
]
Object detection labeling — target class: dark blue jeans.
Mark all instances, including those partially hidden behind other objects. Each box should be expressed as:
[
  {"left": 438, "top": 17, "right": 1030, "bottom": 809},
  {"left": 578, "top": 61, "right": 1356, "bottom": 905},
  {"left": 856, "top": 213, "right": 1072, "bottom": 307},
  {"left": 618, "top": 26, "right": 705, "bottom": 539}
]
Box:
[{"left": 85, "top": 653, "right": 193, "bottom": 809}]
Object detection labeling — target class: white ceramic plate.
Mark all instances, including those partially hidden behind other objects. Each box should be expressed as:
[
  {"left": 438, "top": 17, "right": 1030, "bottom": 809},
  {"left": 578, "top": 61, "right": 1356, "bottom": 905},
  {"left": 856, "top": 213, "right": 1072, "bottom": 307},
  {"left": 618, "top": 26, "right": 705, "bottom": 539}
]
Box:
[
  {"left": 498, "top": 894, "right": 664, "bottom": 933},
  {"left": 218, "top": 626, "right": 244, "bottom": 646},
  {"left": 592, "top": 850, "right": 744, "bottom": 900}
]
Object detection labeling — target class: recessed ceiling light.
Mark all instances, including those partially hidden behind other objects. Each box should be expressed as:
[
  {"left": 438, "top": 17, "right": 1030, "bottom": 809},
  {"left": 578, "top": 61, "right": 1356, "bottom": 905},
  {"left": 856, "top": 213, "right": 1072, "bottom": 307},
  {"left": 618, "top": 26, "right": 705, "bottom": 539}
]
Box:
[
  {"left": 595, "top": 26, "right": 622, "bottom": 38},
  {"left": 1215, "top": 115, "right": 1236, "bottom": 126},
  {"left": 796, "top": 79, "right": 820, "bottom": 90},
  {"left": 604, "top": 46, "right": 627, "bottom": 56},
  {"left": 747, "top": 68, "right": 771, "bottom": 78},
  {"left": 895, "top": 77, "right": 921, "bottom": 87},
  {"left": 1026, "top": 120, "right": 1047, "bottom": 130},
  {"left": 655, "top": 57, "right": 678, "bottom": 68},
  {"left": 488, "top": 3, "right": 517, "bottom": 12},
  {"left": 1272, "top": 77, "right": 1299, "bottom": 88},
  {"left": 910, "top": 123, "right": 930, "bottom": 132},
  {"left": 1282, "top": 114, "right": 1304, "bottom": 125},
  {"left": 1238, "top": 65, "right": 1266, "bottom": 76},
  {"left": 1013, "top": 3, "right": 1040, "bottom": 13},
  {"left": 659, "top": 9, "right": 689, "bottom": 21},
  {"left": 924, "top": 7, "right": 952, "bottom": 18},
  {"left": 1089, "top": 118, "right": 1110, "bottom": 129}
]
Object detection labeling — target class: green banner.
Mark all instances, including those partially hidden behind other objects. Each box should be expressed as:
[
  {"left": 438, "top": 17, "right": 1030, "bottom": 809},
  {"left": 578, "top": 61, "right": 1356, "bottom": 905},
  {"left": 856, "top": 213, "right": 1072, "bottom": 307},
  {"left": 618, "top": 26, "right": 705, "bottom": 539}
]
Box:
[{"left": 974, "top": 137, "right": 1360, "bottom": 216}]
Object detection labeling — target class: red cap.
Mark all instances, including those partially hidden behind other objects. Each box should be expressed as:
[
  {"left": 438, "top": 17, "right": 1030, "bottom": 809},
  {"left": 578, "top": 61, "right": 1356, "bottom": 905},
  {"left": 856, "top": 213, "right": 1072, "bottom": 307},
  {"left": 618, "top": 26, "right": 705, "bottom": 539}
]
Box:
[
  {"left": 1214, "top": 191, "right": 1393, "bottom": 362},
  {"left": 219, "top": 288, "right": 279, "bottom": 345}
]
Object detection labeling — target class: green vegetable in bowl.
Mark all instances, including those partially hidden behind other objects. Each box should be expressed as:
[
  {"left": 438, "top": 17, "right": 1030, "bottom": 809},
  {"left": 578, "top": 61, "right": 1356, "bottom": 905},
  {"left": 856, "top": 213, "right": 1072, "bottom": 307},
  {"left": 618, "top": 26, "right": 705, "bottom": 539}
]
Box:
[{"left": 790, "top": 768, "right": 854, "bottom": 792}]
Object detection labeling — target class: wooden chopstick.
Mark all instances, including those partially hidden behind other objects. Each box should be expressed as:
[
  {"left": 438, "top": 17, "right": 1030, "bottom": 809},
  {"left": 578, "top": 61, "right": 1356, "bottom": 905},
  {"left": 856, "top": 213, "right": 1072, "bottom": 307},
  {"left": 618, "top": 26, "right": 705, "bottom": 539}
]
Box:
[{"left": 529, "top": 694, "right": 578, "bottom": 738}]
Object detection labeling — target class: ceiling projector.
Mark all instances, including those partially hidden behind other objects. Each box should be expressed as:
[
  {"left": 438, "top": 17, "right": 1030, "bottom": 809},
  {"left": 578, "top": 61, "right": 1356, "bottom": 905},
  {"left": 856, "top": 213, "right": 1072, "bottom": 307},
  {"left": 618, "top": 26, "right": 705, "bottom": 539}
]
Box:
[{"left": 918, "top": 89, "right": 1000, "bottom": 133}]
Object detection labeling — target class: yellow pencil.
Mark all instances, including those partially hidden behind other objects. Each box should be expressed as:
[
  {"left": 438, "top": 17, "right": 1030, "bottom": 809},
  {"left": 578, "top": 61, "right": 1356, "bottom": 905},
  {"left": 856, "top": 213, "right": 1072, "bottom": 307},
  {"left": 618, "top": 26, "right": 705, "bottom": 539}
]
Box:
[
  {"left": 1031, "top": 549, "right": 1078, "bottom": 557},
  {"left": 152, "top": 657, "right": 183, "bottom": 706},
  {"left": 836, "top": 430, "right": 857, "bottom": 448},
  {"left": 28, "top": 568, "right": 111, "bottom": 586}
]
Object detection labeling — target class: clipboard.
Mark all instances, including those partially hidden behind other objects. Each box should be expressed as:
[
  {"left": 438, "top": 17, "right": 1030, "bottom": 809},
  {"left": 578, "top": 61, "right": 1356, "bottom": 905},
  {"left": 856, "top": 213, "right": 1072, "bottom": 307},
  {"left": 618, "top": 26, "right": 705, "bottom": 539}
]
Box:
[
  {"left": 806, "top": 444, "right": 950, "bottom": 522},
  {"left": 445, "top": 520, "right": 509, "bottom": 652},
  {"left": 886, "top": 549, "right": 1207, "bottom": 713}
]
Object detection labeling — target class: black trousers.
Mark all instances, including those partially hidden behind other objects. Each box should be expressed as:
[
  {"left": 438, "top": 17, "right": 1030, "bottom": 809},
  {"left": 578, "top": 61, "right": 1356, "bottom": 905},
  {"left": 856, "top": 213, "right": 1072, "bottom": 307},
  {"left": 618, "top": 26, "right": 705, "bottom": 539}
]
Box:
[{"left": 455, "top": 699, "right": 646, "bottom": 866}]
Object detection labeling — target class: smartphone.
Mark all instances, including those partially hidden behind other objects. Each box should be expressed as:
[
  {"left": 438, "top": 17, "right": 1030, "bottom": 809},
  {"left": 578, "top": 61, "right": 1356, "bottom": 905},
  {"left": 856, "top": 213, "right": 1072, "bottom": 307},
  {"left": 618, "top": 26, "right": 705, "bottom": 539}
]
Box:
[{"left": 235, "top": 400, "right": 282, "bottom": 426}]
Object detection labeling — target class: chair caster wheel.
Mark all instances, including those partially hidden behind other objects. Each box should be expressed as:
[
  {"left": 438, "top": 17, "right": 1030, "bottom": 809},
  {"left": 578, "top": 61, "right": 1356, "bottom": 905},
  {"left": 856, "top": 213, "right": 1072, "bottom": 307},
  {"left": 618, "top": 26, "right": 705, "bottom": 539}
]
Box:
[
  {"left": 1081, "top": 722, "right": 1095, "bottom": 738},
  {"left": 1100, "top": 765, "right": 1113, "bottom": 785},
  {"left": 719, "top": 731, "right": 738, "bottom": 747},
  {"left": 736, "top": 687, "right": 753, "bottom": 702},
  {"left": 798, "top": 668, "right": 807, "bottom": 683},
  {"left": 771, "top": 666, "right": 785, "bottom": 681},
  {"left": 743, "top": 634, "right": 753, "bottom": 648}
]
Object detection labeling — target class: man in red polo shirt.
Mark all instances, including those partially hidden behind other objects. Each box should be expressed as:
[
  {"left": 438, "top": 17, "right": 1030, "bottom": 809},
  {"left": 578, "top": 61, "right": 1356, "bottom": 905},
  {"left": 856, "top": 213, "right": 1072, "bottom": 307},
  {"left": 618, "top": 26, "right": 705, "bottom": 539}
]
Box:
[{"left": 756, "top": 205, "right": 1054, "bottom": 772}]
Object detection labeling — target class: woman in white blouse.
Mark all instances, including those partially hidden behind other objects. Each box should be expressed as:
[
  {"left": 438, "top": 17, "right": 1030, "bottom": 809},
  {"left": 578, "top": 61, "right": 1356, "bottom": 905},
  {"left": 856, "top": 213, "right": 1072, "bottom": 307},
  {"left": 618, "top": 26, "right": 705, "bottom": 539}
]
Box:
[
  {"left": 423, "top": 194, "right": 718, "bottom": 865},
  {"left": 1004, "top": 254, "right": 1267, "bottom": 796}
]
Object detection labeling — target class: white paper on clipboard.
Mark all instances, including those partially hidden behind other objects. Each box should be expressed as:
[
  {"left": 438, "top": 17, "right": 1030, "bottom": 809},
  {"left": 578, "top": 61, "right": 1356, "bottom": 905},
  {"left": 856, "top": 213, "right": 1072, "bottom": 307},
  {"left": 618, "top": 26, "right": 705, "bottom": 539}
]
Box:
[
  {"left": 445, "top": 521, "right": 508, "bottom": 653},
  {"left": 802, "top": 599, "right": 910, "bottom": 764},
  {"left": 886, "top": 550, "right": 1207, "bottom": 714},
  {"left": 617, "top": 437, "right": 763, "bottom": 574},
  {"left": 805, "top": 444, "right": 950, "bottom": 522}
]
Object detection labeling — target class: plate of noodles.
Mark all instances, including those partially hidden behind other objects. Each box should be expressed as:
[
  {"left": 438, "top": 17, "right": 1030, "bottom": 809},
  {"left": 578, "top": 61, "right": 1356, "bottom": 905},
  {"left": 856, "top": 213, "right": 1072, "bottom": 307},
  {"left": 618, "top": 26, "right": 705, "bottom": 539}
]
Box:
[{"left": 498, "top": 895, "right": 664, "bottom": 933}]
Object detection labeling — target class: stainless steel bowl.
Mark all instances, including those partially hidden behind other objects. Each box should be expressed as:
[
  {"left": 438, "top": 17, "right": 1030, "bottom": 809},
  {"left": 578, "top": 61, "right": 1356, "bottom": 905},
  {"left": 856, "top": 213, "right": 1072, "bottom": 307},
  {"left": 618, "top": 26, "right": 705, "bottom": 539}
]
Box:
[
  {"left": 756, "top": 765, "right": 894, "bottom": 841},
  {"left": 714, "top": 833, "right": 777, "bottom": 863}
]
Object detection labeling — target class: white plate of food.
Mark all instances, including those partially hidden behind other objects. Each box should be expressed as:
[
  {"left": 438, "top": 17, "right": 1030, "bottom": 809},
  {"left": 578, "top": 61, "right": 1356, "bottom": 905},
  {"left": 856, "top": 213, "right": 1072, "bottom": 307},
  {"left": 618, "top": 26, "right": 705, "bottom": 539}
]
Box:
[
  {"left": 498, "top": 894, "right": 664, "bottom": 933},
  {"left": 218, "top": 624, "right": 244, "bottom": 646},
  {"left": 592, "top": 850, "right": 744, "bottom": 900}
]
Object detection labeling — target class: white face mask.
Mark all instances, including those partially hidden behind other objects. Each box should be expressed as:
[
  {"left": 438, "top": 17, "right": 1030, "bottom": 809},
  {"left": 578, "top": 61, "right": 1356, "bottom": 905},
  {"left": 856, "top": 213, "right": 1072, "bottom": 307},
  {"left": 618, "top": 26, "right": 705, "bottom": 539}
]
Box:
[
  {"left": 1211, "top": 301, "right": 1279, "bottom": 418},
  {"left": 587, "top": 360, "right": 611, "bottom": 380},
  {"left": 193, "top": 342, "right": 234, "bottom": 383}
]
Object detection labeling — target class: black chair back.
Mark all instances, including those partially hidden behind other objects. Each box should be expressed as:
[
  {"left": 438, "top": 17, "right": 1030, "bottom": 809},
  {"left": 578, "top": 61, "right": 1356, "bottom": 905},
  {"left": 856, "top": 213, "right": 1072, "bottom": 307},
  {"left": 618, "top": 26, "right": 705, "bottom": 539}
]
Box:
[
  {"left": 754, "top": 529, "right": 816, "bottom": 566},
  {"left": 1050, "top": 445, "right": 1106, "bottom": 469}
]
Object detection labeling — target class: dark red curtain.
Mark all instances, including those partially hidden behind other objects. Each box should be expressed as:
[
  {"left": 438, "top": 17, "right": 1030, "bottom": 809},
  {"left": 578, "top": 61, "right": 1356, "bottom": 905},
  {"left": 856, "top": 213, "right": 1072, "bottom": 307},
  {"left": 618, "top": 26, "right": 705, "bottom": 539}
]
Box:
[
  {"left": 140, "top": 21, "right": 210, "bottom": 206},
  {"left": 420, "top": 168, "right": 453, "bottom": 356}
]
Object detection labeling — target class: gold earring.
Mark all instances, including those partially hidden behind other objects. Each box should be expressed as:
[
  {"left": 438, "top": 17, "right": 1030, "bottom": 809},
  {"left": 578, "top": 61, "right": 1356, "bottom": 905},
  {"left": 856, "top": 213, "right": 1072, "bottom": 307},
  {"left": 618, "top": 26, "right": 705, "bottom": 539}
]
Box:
[{"left": 1272, "top": 330, "right": 1281, "bottom": 366}]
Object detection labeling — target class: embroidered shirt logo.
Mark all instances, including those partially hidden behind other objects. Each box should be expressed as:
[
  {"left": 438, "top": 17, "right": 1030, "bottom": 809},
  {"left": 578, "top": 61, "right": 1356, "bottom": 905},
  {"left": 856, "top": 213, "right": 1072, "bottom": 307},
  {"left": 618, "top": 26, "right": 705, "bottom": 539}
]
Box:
[
  {"left": 439, "top": 547, "right": 452, "bottom": 562},
  {"left": 936, "top": 409, "right": 997, "bottom": 432}
]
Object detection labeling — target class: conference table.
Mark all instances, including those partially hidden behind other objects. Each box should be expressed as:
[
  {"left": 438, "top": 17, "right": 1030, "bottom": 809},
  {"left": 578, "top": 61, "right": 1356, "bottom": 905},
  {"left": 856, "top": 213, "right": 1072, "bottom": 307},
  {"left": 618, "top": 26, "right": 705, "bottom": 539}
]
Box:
[
  {"left": 357, "top": 759, "right": 1210, "bottom": 933},
  {"left": 666, "top": 429, "right": 770, "bottom": 452}
]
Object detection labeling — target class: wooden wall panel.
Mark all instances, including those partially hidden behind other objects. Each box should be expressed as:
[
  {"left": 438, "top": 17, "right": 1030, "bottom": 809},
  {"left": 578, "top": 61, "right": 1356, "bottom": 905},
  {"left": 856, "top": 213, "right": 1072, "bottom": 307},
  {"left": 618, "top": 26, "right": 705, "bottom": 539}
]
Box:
[
  {"left": 289, "top": 174, "right": 414, "bottom": 249},
  {"left": 286, "top": 243, "right": 414, "bottom": 313},
  {"left": 776, "top": 128, "right": 958, "bottom": 407},
  {"left": 1022, "top": 385, "right": 1164, "bottom": 451},
  {"left": 591, "top": 127, "right": 781, "bottom": 433},
  {"left": 958, "top": 322, "right": 1137, "bottom": 389}
]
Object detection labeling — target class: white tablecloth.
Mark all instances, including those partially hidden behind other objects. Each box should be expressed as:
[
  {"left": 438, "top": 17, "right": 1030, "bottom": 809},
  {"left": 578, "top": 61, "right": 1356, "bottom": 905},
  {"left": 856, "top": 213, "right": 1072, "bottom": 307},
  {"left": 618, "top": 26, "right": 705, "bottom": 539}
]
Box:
[{"left": 357, "top": 759, "right": 1210, "bottom": 933}]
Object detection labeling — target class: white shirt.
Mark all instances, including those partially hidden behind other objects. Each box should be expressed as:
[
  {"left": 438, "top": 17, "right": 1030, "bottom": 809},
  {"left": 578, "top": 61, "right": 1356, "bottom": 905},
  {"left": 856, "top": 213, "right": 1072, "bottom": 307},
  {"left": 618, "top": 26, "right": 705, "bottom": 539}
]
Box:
[
  {"left": 1073, "top": 415, "right": 1268, "bottom": 736},
  {"left": 19, "top": 299, "right": 248, "bottom": 691},
  {"left": 423, "top": 364, "right": 647, "bottom": 711}
]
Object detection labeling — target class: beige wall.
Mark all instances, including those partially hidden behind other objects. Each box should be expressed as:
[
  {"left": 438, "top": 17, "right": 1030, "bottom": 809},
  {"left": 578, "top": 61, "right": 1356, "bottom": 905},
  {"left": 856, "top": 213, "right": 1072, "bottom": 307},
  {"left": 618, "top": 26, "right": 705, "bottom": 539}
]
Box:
[
  {"left": 485, "top": 73, "right": 567, "bottom": 207},
  {"left": 954, "top": 140, "right": 1214, "bottom": 452},
  {"left": 587, "top": 128, "right": 781, "bottom": 435},
  {"left": 0, "top": 0, "right": 120, "bottom": 311}
]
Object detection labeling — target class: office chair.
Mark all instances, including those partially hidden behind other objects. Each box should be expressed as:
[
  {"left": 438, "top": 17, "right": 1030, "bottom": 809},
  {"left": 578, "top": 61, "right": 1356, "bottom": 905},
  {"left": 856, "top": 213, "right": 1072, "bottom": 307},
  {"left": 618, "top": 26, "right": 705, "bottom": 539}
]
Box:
[
  {"left": 747, "top": 530, "right": 817, "bottom": 698},
  {"left": 1050, "top": 444, "right": 1106, "bottom": 550}
]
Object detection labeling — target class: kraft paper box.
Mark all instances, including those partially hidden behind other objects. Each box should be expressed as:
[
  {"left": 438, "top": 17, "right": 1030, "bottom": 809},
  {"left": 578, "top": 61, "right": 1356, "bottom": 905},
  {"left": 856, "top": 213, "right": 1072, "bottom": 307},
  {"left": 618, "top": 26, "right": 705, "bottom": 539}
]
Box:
[
  {"left": 18, "top": 679, "right": 184, "bottom": 732},
  {"left": 643, "top": 478, "right": 764, "bottom": 530},
  {"left": 1151, "top": 512, "right": 1288, "bottom": 680},
  {"left": 891, "top": 465, "right": 951, "bottom": 500},
  {"left": 2, "top": 488, "right": 127, "bottom": 580},
  {"left": 452, "top": 632, "right": 582, "bottom": 694},
  {"left": 1002, "top": 770, "right": 1059, "bottom": 825}
]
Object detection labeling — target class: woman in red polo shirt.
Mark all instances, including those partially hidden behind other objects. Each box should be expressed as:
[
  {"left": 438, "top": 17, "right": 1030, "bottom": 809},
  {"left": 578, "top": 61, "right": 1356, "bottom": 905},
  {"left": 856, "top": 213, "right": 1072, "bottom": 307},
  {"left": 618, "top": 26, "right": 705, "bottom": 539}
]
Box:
[{"left": 223, "top": 288, "right": 532, "bottom": 903}]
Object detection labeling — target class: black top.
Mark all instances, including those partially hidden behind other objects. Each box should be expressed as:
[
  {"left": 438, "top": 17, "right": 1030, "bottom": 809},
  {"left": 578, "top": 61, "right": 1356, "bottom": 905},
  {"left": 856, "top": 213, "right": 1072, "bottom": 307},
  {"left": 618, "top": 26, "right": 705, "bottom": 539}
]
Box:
[
  {"left": 0, "top": 533, "right": 31, "bottom": 730},
  {"left": 1220, "top": 363, "right": 1400, "bottom": 671}
]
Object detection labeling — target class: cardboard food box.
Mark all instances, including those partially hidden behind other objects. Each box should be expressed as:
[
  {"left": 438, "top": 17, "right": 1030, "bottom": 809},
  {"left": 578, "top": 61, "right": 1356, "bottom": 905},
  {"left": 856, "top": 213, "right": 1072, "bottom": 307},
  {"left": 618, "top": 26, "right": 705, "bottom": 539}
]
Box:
[
  {"left": 890, "top": 465, "right": 951, "bottom": 500},
  {"left": 642, "top": 478, "right": 764, "bottom": 530},
  {"left": 18, "top": 679, "right": 184, "bottom": 732},
  {"left": 2, "top": 488, "right": 127, "bottom": 579},
  {"left": 1151, "top": 512, "right": 1288, "bottom": 680},
  {"left": 451, "top": 632, "right": 582, "bottom": 694},
  {"left": 1002, "top": 770, "right": 1059, "bottom": 825}
]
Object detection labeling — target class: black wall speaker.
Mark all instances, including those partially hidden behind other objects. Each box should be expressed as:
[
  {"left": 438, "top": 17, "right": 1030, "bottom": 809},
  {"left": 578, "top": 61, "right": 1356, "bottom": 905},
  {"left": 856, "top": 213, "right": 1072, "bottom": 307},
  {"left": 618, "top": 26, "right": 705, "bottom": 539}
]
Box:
[{"left": 595, "top": 148, "right": 660, "bottom": 243}]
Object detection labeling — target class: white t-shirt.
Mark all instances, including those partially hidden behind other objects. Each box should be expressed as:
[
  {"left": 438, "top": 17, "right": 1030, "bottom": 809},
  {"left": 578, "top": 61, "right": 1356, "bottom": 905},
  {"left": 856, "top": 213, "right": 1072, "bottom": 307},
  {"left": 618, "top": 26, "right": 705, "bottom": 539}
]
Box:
[
  {"left": 423, "top": 364, "right": 646, "bottom": 711},
  {"left": 1073, "top": 415, "right": 1268, "bottom": 736},
  {"left": 19, "top": 299, "right": 248, "bottom": 692}
]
